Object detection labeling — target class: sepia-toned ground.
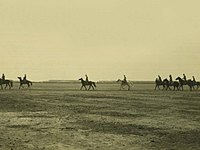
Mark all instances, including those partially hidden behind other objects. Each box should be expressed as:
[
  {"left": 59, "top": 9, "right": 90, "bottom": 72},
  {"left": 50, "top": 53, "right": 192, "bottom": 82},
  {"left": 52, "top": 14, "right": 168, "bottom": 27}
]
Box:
[{"left": 0, "top": 82, "right": 199, "bottom": 150}]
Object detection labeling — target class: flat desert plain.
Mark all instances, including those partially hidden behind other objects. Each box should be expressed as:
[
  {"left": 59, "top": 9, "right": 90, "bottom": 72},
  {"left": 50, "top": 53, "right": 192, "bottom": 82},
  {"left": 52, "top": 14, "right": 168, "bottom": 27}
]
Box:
[{"left": 0, "top": 82, "right": 199, "bottom": 150}]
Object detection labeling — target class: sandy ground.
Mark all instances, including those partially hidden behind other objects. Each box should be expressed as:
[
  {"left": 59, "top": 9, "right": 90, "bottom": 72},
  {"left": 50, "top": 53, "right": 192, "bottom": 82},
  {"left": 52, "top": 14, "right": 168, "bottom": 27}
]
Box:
[{"left": 0, "top": 82, "right": 199, "bottom": 150}]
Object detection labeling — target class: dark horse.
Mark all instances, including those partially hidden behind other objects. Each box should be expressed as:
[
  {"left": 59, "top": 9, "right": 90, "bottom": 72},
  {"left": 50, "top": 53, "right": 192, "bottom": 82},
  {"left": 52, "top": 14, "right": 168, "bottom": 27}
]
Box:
[
  {"left": 155, "top": 78, "right": 165, "bottom": 90},
  {"left": 163, "top": 79, "right": 179, "bottom": 90},
  {"left": 0, "top": 79, "right": 13, "bottom": 89},
  {"left": 176, "top": 77, "right": 194, "bottom": 91},
  {"left": 17, "top": 77, "right": 32, "bottom": 89},
  {"left": 79, "top": 78, "right": 96, "bottom": 90},
  {"left": 192, "top": 81, "right": 200, "bottom": 90}
]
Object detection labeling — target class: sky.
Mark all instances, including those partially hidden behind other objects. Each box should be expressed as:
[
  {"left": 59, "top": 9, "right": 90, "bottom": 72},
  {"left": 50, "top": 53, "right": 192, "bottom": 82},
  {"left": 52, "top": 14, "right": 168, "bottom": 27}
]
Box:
[{"left": 0, "top": 0, "right": 200, "bottom": 81}]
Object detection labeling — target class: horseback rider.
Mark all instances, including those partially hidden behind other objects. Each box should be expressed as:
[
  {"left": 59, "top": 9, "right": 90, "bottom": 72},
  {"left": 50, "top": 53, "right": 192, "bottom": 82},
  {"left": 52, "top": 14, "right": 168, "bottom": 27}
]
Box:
[
  {"left": 169, "top": 75, "right": 173, "bottom": 84},
  {"left": 192, "top": 76, "right": 196, "bottom": 82},
  {"left": 2, "top": 73, "right": 5, "bottom": 81},
  {"left": 85, "top": 74, "right": 89, "bottom": 83},
  {"left": 158, "top": 75, "right": 162, "bottom": 82},
  {"left": 23, "top": 74, "right": 26, "bottom": 81},
  {"left": 183, "top": 74, "right": 187, "bottom": 81},
  {"left": 123, "top": 75, "right": 127, "bottom": 83}
]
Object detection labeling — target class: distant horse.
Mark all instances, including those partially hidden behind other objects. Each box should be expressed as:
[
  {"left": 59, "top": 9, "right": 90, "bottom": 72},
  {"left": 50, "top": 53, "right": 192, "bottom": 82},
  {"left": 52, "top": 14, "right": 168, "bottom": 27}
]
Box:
[
  {"left": 192, "top": 81, "right": 200, "bottom": 90},
  {"left": 0, "top": 79, "right": 13, "bottom": 89},
  {"left": 79, "top": 78, "right": 96, "bottom": 90},
  {"left": 17, "top": 77, "right": 32, "bottom": 89},
  {"left": 154, "top": 78, "right": 165, "bottom": 90},
  {"left": 117, "top": 79, "right": 134, "bottom": 91},
  {"left": 163, "top": 78, "right": 179, "bottom": 90},
  {"left": 176, "top": 77, "right": 194, "bottom": 91}
]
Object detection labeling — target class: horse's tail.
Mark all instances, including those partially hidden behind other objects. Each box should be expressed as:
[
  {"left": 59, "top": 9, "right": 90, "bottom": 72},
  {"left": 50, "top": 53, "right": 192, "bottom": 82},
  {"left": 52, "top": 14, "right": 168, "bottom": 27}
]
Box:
[
  {"left": 30, "top": 81, "right": 32, "bottom": 85},
  {"left": 93, "top": 82, "right": 96, "bottom": 87},
  {"left": 130, "top": 81, "right": 134, "bottom": 87},
  {"left": 10, "top": 81, "right": 13, "bottom": 87}
]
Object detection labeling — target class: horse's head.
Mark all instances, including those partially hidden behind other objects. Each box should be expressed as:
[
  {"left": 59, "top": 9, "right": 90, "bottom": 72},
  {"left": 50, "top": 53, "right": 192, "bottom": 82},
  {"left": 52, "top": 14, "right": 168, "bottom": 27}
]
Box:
[
  {"left": 175, "top": 77, "right": 181, "bottom": 81},
  {"left": 17, "top": 77, "right": 22, "bottom": 80},
  {"left": 117, "top": 79, "right": 121, "bottom": 82},
  {"left": 163, "top": 78, "right": 168, "bottom": 82},
  {"left": 78, "top": 78, "right": 83, "bottom": 81}
]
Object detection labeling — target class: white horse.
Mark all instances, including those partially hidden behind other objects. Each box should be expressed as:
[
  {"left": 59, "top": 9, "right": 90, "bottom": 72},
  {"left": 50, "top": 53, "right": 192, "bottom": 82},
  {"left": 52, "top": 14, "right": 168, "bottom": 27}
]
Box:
[{"left": 117, "top": 79, "right": 134, "bottom": 90}]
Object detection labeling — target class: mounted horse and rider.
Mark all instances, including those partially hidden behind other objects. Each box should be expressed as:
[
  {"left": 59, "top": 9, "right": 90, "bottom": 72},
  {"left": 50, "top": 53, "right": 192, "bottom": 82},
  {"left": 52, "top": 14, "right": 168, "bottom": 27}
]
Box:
[
  {"left": 17, "top": 74, "right": 33, "bottom": 89},
  {"left": 117, "top": 75, "right": 134, "bottom": 91},
  {"left": 0, "top": 73, "right": 13, "bottom": 89},
  {"left": 79, "top": 74, "right": 96, "bottom": 90}
]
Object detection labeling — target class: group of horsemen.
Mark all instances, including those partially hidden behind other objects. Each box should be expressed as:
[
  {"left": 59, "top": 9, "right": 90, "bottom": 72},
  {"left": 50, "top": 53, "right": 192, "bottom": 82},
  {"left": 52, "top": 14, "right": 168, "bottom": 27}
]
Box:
[
  {"left": 157, "top": 74, "right": 196, "bottom": 84},
  {"left": 1, "top": 74, "right": 28, "bottom": 83}
]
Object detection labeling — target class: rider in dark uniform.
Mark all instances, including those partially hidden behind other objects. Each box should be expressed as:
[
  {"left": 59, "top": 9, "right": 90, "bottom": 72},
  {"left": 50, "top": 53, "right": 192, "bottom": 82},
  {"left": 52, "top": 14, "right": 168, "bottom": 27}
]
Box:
[
  {"left": 85, "top": 74, "right": 89, "bottom": 83},
  {"left": 23, "top": 74, "right": 26, "bottom": 81},
  {"left": 192, "top": 76, "right": 196, "bottom": 82},
  {"left": 183, "top": 74, "right": 187, "bottom": 81},
  {"left": 169, "top": 75, "right": 173, "bottom": 84},
  {"left": 123, "top": 75, "right": 127, "bottom": 83},
  {"left": 158, "top": 75, "right": 162, "bottom": 82},
  {"left": 2, "top": 73, "right": 5, "bottom": 81}
]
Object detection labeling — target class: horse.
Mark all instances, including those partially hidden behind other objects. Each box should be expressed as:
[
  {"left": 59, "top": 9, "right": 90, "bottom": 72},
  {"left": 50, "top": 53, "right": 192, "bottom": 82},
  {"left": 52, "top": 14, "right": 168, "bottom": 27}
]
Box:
[
  {"left": 154, "top": 78, "right": 165, "bottom": 90},
  {"left": 189, "top": 81, "right": 200, "bottom": 90},
  {"left": 162, "top": 78, "right": 179, "bottom": 90},
  {"left": 0, "top": 79, "right": 13, "bottom": 89},
  {"left": 17, "top": 77, "right": 32, "bottom": 89},
  {"left": 176, "top": 77, "right": 194, "bottom": 91},
  {"left": 192, "top": 81, "right": 200, "bottom": 90},
  {"left": 78, "top": 78, "right": 96, "bottom": 90},
  {"left": 117, "top": 79, "right": 134, "bottom": 91}
]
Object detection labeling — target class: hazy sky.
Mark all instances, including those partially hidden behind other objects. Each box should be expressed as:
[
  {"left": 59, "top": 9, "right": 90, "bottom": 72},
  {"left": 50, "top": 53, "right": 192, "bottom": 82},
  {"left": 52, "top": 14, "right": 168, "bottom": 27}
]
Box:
[{"left": 0, "top": 0, "right": 200, "bottom": 81}]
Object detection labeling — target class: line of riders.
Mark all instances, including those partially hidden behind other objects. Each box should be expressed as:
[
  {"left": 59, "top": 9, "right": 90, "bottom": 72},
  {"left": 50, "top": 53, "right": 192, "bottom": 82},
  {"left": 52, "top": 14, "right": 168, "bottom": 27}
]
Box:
[
  {"left": 0, "top": 74, "right": 32, "bottom": 89},
  {"left": 1, "top": 73, "right": 199, "bottom": 91},
  {"left": 155, "top": 74, "right": 200, "bottom": 91},
  {"left": 0, "top": 73, "right": 129, "bottom": 90}
]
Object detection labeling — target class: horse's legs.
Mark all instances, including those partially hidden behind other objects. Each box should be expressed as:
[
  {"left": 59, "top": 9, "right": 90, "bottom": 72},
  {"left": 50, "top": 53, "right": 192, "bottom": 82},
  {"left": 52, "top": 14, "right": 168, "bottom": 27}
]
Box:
[
  {"left": 174, "top": 86, "right": 177, "bottom": 90},
  {"left": 80, "top": 85, "right": 83, "bottom": 90},
  {"left": 7, "top": 83, "right": 10, "bottom": 89},
  {"left": 19, "top": 83, "right": 23, "bottom": 89},
  {"left": 121, "top": 85, "right": 124, "bottom": 90},
  {"left": 181, "top": 85, "right": 183, "bottom": 91},
  {"left": 121, "top": 84, "right": 125, "bottom": 89},
  {"left": 128, "top": 85, "right": 130, "bottom": 91},
  {"left": 190, "top": 86, "right": 192, "bottom": 91}
]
